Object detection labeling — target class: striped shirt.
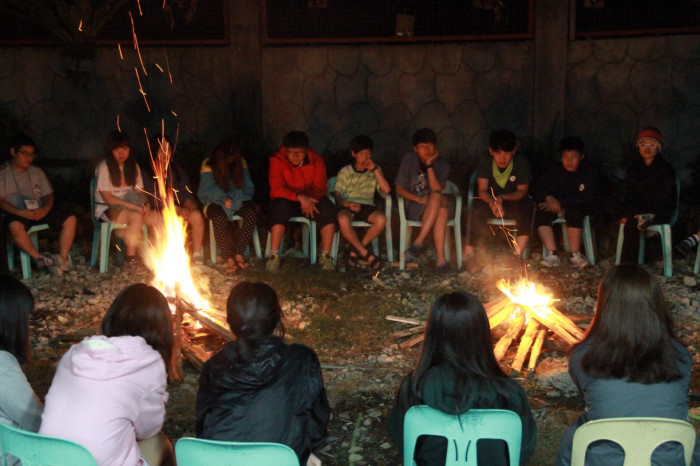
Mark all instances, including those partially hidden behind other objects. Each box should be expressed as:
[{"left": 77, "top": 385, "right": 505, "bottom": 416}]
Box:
[{"left": 334, "top": 164, "right": 380, "bottom": 206}]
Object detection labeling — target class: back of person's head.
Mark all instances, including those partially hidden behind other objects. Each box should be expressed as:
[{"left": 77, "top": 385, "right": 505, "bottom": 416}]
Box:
[
  {"left": 579, "top": 264, "right": 682, "bottom": 383},
  {"left": 101, "top": 284, "right": 173, "bottom": 365},
  {"left": 104, "top": 130, "right": 132, "bottom": 158},
  {"left": 403, "top": 291, "right": 509, "bottom": 410},
  {"left": 9, "top": 133, "right": 36, "bottom": 153},
  {"left": 489, "top": 129, "right": 516, "bottom": 152},
  {"left": 0, "top": 273, "right": 34, "bottom": 364},
  {"left": 282, "top": 131, "right": 309, "bottom": 150},
  {"left": 226, "top": 281, "right": 285, "bottom": 362},
  {"left": 558, "top": 136, "right": 585, "bottom": 155},
  {"left": 411, "top": 128, "right": 437, "bottom": 146},
  {"left": 350, "top": 135, "right": 373, "bottom": 154}
]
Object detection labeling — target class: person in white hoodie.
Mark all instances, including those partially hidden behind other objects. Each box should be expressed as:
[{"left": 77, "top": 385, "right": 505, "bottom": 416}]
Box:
[{"left": 40, "top": 283, "right": 174, "bottom": 466}]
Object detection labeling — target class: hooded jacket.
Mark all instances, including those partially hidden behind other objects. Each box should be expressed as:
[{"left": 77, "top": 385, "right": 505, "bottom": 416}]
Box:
[
  {"left": 40, "top": 336, "right": 168, "bottom": 466},
  {"left": 197, "top": 157, "right": 255, "bottom": 217},
  {"left": 196, "top": 337, "right": 329, "bottom": 464},
  {"left": 269, "top": 147, "right": 327, "bottom": 201}
]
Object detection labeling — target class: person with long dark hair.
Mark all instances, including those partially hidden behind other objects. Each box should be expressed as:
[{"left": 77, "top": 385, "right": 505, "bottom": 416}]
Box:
[
  {"left": 40, "top": 284, "right": 174, "bottom": 466},
  {"left": 94, "top": 130, "right": 160, "bottom": 272},
  {"left": 556, "top": 264, "right": 700, "bottom": 465},
  {"left": 196, "top": 281, "right": 329, "bottom": 465},
  {"left": 0, "top": 273, "right": 43, "bottom": 431},
  {"left": 197, "top": 141, "right": 257, "bottom": 273},
  {"left": 388, "top": 291, "right": 537, "bottom": 465}
]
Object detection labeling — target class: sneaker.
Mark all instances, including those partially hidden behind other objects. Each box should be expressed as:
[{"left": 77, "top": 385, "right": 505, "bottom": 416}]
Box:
[
  {"left": 433, "top": 262, "right": 458, "bottom": 276},
  {"left": 33, "top": 252, "right": 58, "bottom": 269},
  {"left": 570, "top": 251, "right": 589, "bottom": 269},
  {"left": 540, "top": 253, "right": 560, "bottom": 267},
  {"left": 404, "top": 244, "right": 423, "bottom": 261},
  {"left": 265, "top": 253, "right": 281, "bottom": 273},
  {"left": 318, "top": 253, "right": 335, "bottom": 272},
  {"left": 191, "top": 253, "right": 205, "bottom": 266},
  {"left": 123, "top": 255, "right": 147, "bottom": 274}
]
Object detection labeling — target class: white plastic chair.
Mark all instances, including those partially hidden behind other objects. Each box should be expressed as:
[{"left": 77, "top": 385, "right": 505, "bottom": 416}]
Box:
[
  {"left": 614, "top": 176, "right": 680, "bottom": 278},
  {"left": 403, "top": 405, "right": 522, "bottom": 466},
  {"left": 175, "top": 438, "right": 299, "bottom": 466},
  {"left": 398, "top": 180, "right": 462, "bottom": 270},
  {"left": 541, "top": 216, "right": 597, "bottom": 265},
  {"left": 208, "top": 218, "right": 262, "bottom": 264},
  {"left": 327, "top": 176, "right": 393, "bottom": 265},
  {"left": 90, "top": 178, "right": 148, "bottom": 273},
  {"left": 571, "top": 417, "right": 696, "bottom": 466},
  {"left": 6, "top": 223, "right": 49, "bottom": 279}
]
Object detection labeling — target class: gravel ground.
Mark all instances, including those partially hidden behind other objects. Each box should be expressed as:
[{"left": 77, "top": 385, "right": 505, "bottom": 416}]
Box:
[{"left": 19, "top": 245, "right": 700, "bottom": 465}]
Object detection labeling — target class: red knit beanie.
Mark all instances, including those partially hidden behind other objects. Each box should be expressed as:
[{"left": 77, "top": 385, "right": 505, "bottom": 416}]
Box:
[{"left": 636, "top": 127, "right": 663, "bottom": 149}]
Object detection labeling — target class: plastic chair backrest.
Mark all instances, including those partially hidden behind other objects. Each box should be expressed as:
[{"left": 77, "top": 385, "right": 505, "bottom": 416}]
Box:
[
  {"left": 403, "top": 406, "right": 522, "bottom": 466},
  {"left": 571, "top": 417, "right": 696, "bottom": 466},
  {"left": 174, "top": 438, "right": 299, "bottom": 466},
  {"left": 669, "top": 176, "right": 681, "bottom": 226},
  {"left": 0, "top": 422, "right": 97, "bottom": 466}
]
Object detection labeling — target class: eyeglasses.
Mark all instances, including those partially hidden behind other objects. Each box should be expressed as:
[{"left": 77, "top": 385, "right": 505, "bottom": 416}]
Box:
[{"left": 638, "top": 142, "right": 658, "bottom": 149}]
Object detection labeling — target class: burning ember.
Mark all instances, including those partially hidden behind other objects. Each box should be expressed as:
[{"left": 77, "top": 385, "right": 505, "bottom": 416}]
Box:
[{"left": 486, "top": 278, "right": 584, "bottom": 374}]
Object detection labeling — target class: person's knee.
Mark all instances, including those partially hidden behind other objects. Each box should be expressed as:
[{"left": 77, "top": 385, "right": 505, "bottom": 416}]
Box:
[
  {"left": 189, "top": 209, "right": 204, "bottom": 227},
  {"left": 337, "top": 211, "right": 352, "bottom": 228},
  {"left": 8, "top": 221, "right": 27, "bottom": 236},
  {"left": 372, "top": 212, "right": 386, "bottom": 227}
]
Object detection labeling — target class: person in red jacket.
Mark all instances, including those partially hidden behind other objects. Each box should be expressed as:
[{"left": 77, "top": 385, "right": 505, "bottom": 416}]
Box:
[{"left": 267, "top": 131, "right": 336, "bottom": 272}]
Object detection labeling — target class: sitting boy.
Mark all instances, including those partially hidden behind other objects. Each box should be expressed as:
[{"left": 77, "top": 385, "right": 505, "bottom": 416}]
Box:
[
  {"left": 532, "top": 136, "right": 599, "bottom": 269},
  {"left": 463, "top": 129, "right": 533, "bottom": 272},
  {"left": 333, "top": 135, "right": 391, "bottom": 270},
  {"left": 267, "top": 131, "right": 336, "bottom": 272},
  {"left": 395, "top": 128, "right": 457, "bottom": 276},
  {"left": 0, "top": 133, "right": 77, "bottom": 273}
]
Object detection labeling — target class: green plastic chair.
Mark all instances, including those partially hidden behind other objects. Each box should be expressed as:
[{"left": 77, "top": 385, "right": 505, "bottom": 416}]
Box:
[
  {"left": 403, "top": 405, "right": 522, "bottom": 466},
  {"left": 90, "top": 178, "right": 148, "bottom": 273},
  {"left": 571, "top": 417, "right": 696, "bottom": 466},
  {"left": 398, "top": 180, "right": 462, "bottom": 270},
  {"left": 614, "top": 176, "right": 680, "bottom": 278},
  {"left": 327, "top": 176, "right": 394, "bottom": 265},
  {"left": 175, "top": 438, "right": 299, "bottom": 466},
  {"left": 6, "top": 223, "right": 49, "bottom": 279},
  {"left": 0, "top": 422, "right": 97, "bottom": 466}
]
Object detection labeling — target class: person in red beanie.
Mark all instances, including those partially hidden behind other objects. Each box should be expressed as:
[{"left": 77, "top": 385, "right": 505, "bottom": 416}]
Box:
[{"left": 616, "top": 127, "right": 676, "bottom": 263}]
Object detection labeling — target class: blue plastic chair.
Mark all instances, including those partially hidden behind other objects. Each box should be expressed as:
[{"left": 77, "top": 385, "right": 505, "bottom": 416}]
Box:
[
  {"left": 615, "top": 176, "right": 680, "bottom": 278},
  {"left": 403, "top": 406, "right": 522, "bottom": 466},
  {"left": 174, "top": 438, "right": 299, "bottom": 466},
  {"left": 571, "top": 417, "right": 696, "bottom": 466},
  {"left": 0, "top": 422, "right": 97, "bottom": 466},
  {"left": 6, "top": 223, "right": 49, "bottom": 279},
  {"left": 327, "top": 176, "right": 394, "bottom": 265},
  {"left": 541, "top": 216, "right": 597, "bottom": 265},
  {"left": 90, "top": 178, "right": 148, "bottom": 273},
  {"left": 398, "top": 181, "right": 462, "bottom": 270}
]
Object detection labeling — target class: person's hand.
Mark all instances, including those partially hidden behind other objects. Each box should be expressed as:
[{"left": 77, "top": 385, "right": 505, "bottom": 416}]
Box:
[
  {"left": 223, "top": 198, "right": 233, "bottom": 210},
  {"left": 19, "top": 209, "right": 37, "bottom": 220},
  {"left": 426, "top": 150, "right": 439, "bottom": 166},
  {"left": 539, "top": 196, "right": 561, "bottom": 214},
  {"left": 298, "top": 194, "right": 319, "bottom": 218},
  {"left": 183, "top": 198, "right": 198, "bottom": 211},
  {"left": 363, "top": 158, "right": 376, "bottom": 172},
  {"left": 415, "top": 195, "right": 428, "bottom": 206},
  {"left": 346, "top": 202, "right": 361, "bottom": 213},
  {"left": 489, "top": 197, "right": 503, "bottom": 217},
  {"left": 179, "top": 207, "right": 191, "bottom": 221}
]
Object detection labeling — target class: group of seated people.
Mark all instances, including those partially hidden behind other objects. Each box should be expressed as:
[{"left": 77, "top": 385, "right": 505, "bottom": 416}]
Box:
[
  {"left": 1, "top": 264, "right": 698, "bottom": 465},
  {"left": 0, "top": 123, "right": 697, "bottom": 277}
]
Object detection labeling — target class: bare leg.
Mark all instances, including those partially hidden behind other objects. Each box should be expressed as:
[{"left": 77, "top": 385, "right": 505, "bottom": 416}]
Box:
[
  {"left": 337, "top": 210, "right": 367, "bottom": 256},
  {"left": 515, "top": 234, "right": 529, "bottom": 256},
  {"left": 59, "top": 215, "right": 77, "bottom": 261},
  {"left": 361, "top": 211, "right": 386, "bottom": 249},
  {"left": 462, "top": 244, "right": 475, "bottom": 260},
  {"left": 433, "top": 204, "right": 449, "bottom": 266},
  {"left": 137, "top": 432, "right": 174, "bottom": 466},
  {"left": 114, "top": 209, "right": 145, "bottom": 256},
  {"left": 187, "top": 208, "right": 205, "bottom": 255},
  {"left": 8, "top": 221, "right": 40, "bottom": 259},
  {"left": 538, "top": 225, "right": 556, "bottom": 252},
  {"left": 413, "top": 192, "right": 445, "bottom": 247},
  {"left": 270, "top": 224, "right": 286, "bottom": 252},
  {"left": 319, "top": 223, "right": 336, "bottom": 253},
  {"left": 567, "top": 226, "right": 582, "bottom": 254}
]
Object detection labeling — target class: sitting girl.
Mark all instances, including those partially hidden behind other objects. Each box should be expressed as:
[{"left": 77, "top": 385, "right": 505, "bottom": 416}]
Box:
[
  {"left": 387, "top": 291, "right": 537, "bottom": 465},
  {"left": 196, "top": 281, "right": 329, "bottom": 465},
  {"left": 0, "top": 273, "right": 43, "bottom": 431},
  {"left": 40, "top": 284, "right": 174, "bottom": 466},
  {"left": 94, "top": 130, "right": 160, "bottom": 272},
  {"left": 556, "top": 264, "right": 700, "bottom": 465},
  {"left": 197, "top": 141, "right": 257, "bottom": 273}
]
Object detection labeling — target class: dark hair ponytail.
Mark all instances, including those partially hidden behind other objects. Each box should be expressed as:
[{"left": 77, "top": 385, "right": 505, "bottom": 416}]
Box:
[{"left": 226, "top": 281, "right": 284, "bottom": 362}]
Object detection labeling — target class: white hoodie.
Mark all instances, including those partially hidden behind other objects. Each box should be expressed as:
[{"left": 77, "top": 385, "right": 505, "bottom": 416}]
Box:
[{"left": 40, "top": 335, "right": 168, "bottom": 466}]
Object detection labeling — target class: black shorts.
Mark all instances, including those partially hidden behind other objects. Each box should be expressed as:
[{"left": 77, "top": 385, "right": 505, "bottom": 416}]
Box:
[
  {"left": 268, "top": 197, "right": 337, "bottom": 229},
  {"left": 4, "top": 205, "right": 75, "bottom": 231},
  {"left": 338, "top": 204, "right": 379, "bottom": 223}
]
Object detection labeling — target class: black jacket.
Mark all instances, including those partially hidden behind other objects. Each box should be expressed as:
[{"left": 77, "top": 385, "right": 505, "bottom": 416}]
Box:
[
  {"left": 196, "top": 337, "right": 330, "bottom": 463},
  {"left": 622, "top": 155, "right": 676, "bottom": 223}
]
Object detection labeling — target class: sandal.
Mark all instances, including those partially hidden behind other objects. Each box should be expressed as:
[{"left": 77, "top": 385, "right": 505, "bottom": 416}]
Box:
[
  {"left": 361, "top": 250, "right": 382, "bottom": 271},
  {"left": 234, "top": 255, "right": 250, "bottom": 270},
  {"left": 225, "top": 258, "right": 238, "bottom": 274},
  {"left": 345, "top": 249, "right": 359, "bottom": 268}
]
